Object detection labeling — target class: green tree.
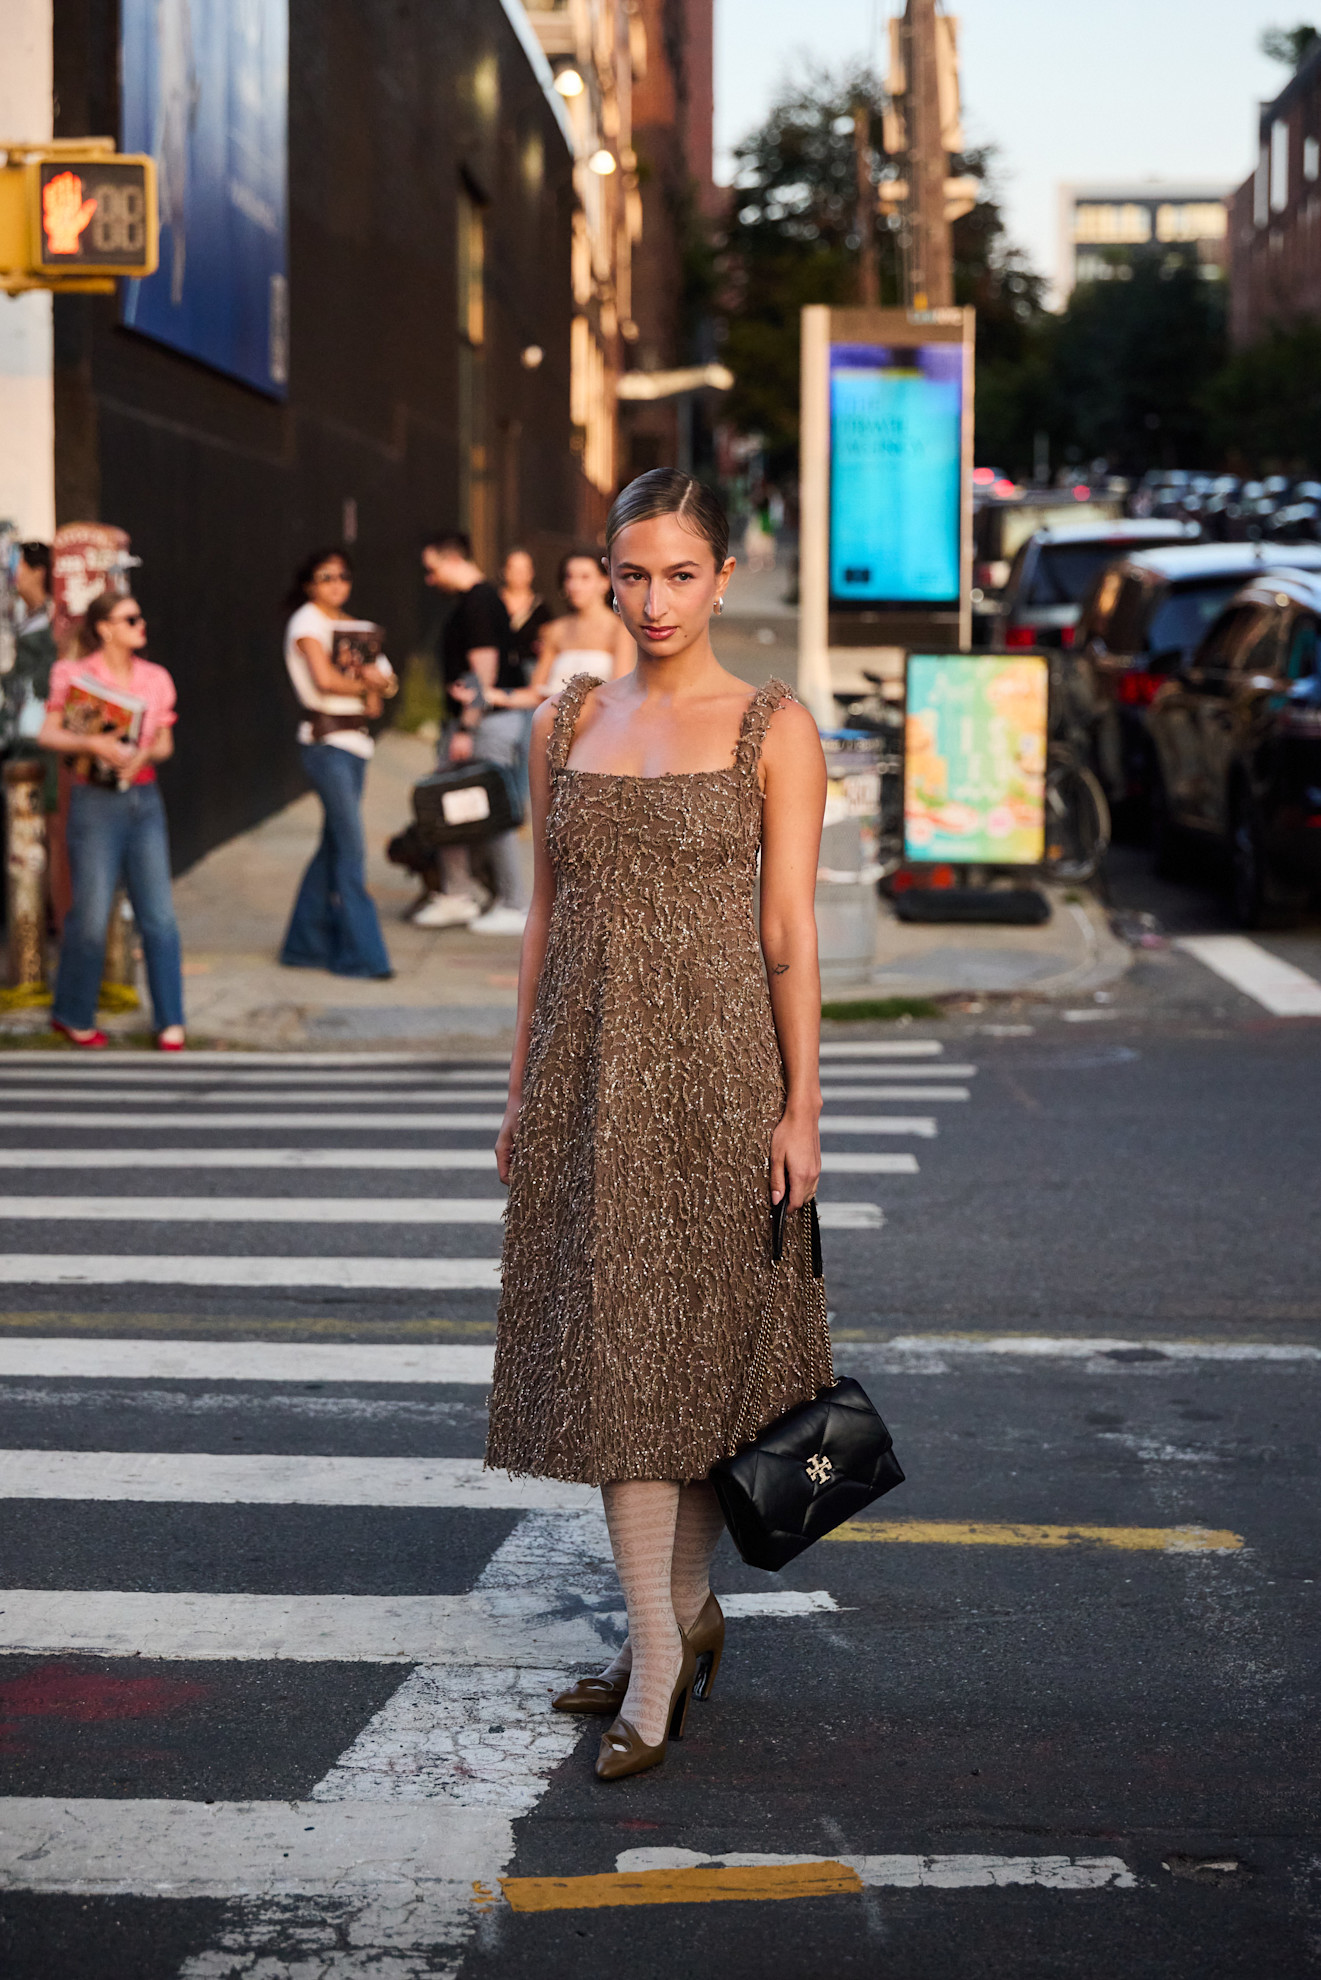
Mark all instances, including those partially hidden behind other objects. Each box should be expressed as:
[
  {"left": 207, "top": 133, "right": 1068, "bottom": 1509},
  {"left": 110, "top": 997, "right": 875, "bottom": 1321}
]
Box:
[
  {"left": 718, "top": 69, "right": 1046, "bottom": 475},
  {"left": 1204, "top": 320, "right": 1321, "bottom": 467},
  {"left": 1260, "top": 22, "right": 1320, "bottom": 68}
]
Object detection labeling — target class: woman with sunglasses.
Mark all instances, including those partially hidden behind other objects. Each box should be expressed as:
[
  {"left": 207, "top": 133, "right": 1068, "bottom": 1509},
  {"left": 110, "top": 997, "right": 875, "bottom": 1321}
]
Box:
[
  {"left": 39, "top": 590, "right": 186, "bottom": 1051},
  {"left": 278, "top": 546, "right": 396, "bottom": 980}
]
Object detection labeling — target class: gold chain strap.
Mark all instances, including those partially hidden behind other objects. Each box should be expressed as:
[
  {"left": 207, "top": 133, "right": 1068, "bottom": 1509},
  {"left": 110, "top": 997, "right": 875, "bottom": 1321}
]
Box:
[{"left": 728, "top": 1201, "right": 832, "bottom": 1455}]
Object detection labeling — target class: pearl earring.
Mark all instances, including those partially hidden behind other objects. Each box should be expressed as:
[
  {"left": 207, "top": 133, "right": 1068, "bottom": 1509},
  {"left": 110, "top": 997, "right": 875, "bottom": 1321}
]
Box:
[
  {"left": 714, "top": 595, "right": 724, "bottom": 616},
  {"left": 611, "top": 597, "right": 621, "bottom": 615}
]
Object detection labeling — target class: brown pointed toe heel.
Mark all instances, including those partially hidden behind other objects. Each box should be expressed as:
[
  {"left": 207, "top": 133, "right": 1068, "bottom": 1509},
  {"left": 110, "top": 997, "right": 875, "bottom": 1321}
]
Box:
[
  {"left": 594, "top": 1640, "right": 696, "bottom": 1781},
  {"left": 551, "top": 1670, "right": 628, "bottom": 1715},
  {"left": 682, "top": 1592, "right": 725, "bottom": 1702}
]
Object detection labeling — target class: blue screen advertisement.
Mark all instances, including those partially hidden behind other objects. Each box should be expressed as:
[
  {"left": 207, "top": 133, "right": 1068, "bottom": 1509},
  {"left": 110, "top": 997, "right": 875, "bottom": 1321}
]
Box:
[
  {"left": 120, "top": 0, "right": 289, "bottom": 399},
  {"left": 829, "top": 342, "right": 963, "bottom": 605}
]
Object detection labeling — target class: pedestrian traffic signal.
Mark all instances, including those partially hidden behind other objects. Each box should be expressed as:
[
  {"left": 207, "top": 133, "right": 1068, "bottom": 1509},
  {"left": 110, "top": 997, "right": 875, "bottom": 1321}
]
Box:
[{"left": 0, "top": 139, "right": 158, "bottom": 294}]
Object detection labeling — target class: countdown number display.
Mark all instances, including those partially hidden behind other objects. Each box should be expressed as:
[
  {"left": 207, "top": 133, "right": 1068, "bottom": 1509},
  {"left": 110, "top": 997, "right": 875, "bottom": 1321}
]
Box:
[{"left": 35, "top": 159, "right": 156, "bottom": 273}]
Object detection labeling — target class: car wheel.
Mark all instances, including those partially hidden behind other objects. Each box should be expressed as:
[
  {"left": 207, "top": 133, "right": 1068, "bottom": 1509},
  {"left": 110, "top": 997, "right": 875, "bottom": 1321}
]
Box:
[{"left": 1229, "top": 792, "right": 1299, "bottom": 929}]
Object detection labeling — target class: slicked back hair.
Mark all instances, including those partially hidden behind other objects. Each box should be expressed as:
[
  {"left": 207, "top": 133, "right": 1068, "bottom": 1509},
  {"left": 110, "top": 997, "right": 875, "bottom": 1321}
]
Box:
[{"left": 605, "top": 469, "right": 729, "bottom": 569}]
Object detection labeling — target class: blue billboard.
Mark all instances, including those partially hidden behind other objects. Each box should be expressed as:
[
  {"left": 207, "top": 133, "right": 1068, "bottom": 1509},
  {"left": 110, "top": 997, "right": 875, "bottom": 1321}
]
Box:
[
  {"left": 829, "top": 341, "right": 963, "bottom": 606},
  {"left": 120, "top": 0, "right": 289, "bottom": 399}
]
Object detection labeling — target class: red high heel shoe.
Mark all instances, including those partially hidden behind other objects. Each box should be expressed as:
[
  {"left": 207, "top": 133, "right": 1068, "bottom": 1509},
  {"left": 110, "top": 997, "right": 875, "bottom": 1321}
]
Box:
[
  {"left": 51, "top": 1018, "right": 108, "bottom": 1050},
  {"left": 156, "top": 1034, "right": 186, "bottom": 1053}
]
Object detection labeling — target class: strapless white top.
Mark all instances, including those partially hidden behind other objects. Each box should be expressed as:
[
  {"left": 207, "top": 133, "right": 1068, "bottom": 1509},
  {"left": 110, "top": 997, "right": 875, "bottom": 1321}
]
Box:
[{"left": 545, "top": 648, "right": 615, "bottom": 694}]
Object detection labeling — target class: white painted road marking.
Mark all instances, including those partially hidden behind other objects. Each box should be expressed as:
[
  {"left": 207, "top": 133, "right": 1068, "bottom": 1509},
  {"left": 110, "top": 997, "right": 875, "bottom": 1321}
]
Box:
[
  {"left": 0, "top": 1147, "right": 499, "bottom": 1169},
  {"left": 0, "top": 1069, "right": 511, "bottom": 1086},
  {"left": 0, "top": 1256, "right": 502, "bottom": 1290},
  {"left": 614, "top": 1849, "right": 1137, "bottom": 1892},
  {"left": 1177, "top": 935, "right": 1321, "bottom": 1016},
  {"left": 0, "top": 1587, "right": 839, "bottom": 1661},
  {"left": 0, "top": 1195, "right": 508, "bottom": 1223},
  {"left": 0, "top": 1450, "right": 592, "bottom": 1505},
  {"left": 819, "top": 1116, "right": 937, "bottom": 1135},
  {"left": 0, "top": 1798, "right": 512, "bottom": 1896},
  {"left": 0, "top": 1110, "right": 506, "bottom": 1130},
  {"left": 0, "top": 1339, "right": 499, "bottom": 1383},
  {"left": 819, "top": 1040, "right": 943, "bottom": 1057},
  {"left": 817, "top": 1202, "right": 884, "bottom": 1228},
  {"left": 818, "top": 1085, "right": 970, "bottom": 1101},
  {"left": 0, "top": 1087, "right": 510, "bottom": 1105},
  {"left": 878, "top": 1333, "right": 1321, "bottom": 1363},
  {"left": 821, "top": 1152, "right": 918, "bottom": 1173}
]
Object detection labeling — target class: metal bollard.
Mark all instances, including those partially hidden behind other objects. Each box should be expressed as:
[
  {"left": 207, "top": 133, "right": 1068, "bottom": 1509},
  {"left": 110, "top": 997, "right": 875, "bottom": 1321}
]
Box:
[{"left": 1, "top": 759, "right": 52, "bottom": 1007}]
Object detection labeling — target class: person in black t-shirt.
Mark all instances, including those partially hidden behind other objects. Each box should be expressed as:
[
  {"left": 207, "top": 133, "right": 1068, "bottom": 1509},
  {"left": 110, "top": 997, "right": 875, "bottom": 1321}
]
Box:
[{"left": 419, "top": 532, "right": 537, "bottom": 934}]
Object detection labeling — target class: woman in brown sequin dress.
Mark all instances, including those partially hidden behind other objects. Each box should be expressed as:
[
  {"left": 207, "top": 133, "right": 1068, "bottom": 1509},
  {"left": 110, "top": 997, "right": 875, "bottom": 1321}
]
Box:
[{"left": 487, "top": 471, "right": 826, "bottom": 1779}]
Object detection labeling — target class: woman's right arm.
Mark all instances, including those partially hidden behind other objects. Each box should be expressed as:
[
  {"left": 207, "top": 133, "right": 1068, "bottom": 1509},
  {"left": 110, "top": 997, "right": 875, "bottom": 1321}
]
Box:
[
  {"left": 36, "top": 713, "right": 133, "bottom": 768},
  {"left": 495, "top": 698, "right": 559, "bottom": 1184}
]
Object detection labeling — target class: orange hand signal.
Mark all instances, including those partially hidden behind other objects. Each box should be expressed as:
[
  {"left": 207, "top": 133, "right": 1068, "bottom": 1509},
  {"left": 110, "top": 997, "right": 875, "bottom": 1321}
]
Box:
[{"left": 42, "top": 171, "right": 98, "bottom": 256}]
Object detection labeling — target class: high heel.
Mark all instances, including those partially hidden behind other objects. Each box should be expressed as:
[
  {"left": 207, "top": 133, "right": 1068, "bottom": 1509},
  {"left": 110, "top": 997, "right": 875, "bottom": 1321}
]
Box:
[
  {"left": 51, "top": 1018, "right": 107, "bottom": 1050},
  {"left": 551, "top": 1668, "right": 627, "bottom": 1715},
  {"left": 683, "top": 1591, "right": 725, "bottom": 1702},
  {"left": 594, "top": 1638, "right": 696, "bottom": 1782}
]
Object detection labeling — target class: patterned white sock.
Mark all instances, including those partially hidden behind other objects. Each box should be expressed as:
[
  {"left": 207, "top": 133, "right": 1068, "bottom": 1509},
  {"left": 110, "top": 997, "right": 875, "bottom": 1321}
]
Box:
[
  {"left": 601, "top": 1480, "right": 682, "bottom": 1746},
  {"left": 670, "top": 1481, "right": 726, "bottom": 1630}
]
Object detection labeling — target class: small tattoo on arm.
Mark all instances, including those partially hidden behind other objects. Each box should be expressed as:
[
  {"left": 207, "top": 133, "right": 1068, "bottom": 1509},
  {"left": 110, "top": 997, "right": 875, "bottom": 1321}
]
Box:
[{"left": 770, "top": 963, "right": 789, "bottom": 976}]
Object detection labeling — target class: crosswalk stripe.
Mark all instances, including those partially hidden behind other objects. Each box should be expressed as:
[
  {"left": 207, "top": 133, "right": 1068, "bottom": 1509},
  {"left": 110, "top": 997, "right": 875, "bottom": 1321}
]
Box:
[
  {"left": 0, "top": 1196, "right": 508, "bottom": 1223},
  {"left": 1177, "top": 934, "right": 1321, "bottom": 1016},
  {"left": 0, "top": 1110, "right": 506, "bottom": 1130},
  {"left": 0, "top": 1451, "right": 587, "bottom": 1505},
  {"left": 0, "top": 1069, "right": 511, "bottom": 1086},
  {"left": 0, "top": 1147, "right": 499, "bottom": 1169},
  {"left": 0, "top": 1049, "right": 512, "bottom": 1066},
  {"left": 0, "top": 1146, "right": 912, "bottom": 1173},
  {"left": 0, "top": 1256, "right": 502, "bottom": 1289},
  {"left": 820, "top": 1116, "right": 936, "bottom": 1135},
  {"left": 0, "top": 1339, "right": 498, "bottom": 1381},
  {"left": 818, "top": 1085, "right": 969, "bottom": 1101},
  {"left": 819, "top": 1041, "right": 942, "bottom": 1057},
  {"left": 0, "top": 1587, "right": 832, "bottom": 1662},
  {"left": 0, "top": 1087, "right": 510, "bottom": 1105},
  {"left": 0, "top": 1196, "right": 879, "bottom": 1229}
]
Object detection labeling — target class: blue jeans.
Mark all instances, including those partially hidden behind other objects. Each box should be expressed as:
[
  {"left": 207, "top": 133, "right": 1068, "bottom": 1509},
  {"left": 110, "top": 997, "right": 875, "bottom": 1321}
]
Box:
[
  {"left": 280, "top": 743, "right": 391, "bottom": 977},
  {"left": 54, "top": 780, "right": 185, "bottom": 1031}
]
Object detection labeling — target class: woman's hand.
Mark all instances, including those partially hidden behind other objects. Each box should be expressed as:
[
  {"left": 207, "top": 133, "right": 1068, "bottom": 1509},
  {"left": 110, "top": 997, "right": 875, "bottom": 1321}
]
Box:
[
  {"left": 495, "top": 1094, "right": 521, "bottom": 1185},
  {"left": 770, "top": 1104, "right": 821, "bottom": 1213},
  {"left": 360, "top": 663, "right": 396, "bottom": 698},
  {"left": 93, "top": 736, "right": 137, "bottom": 772}
]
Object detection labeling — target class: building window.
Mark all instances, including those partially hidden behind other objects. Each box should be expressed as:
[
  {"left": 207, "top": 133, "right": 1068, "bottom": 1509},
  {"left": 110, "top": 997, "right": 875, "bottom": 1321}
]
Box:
[
  {"left": 1271, "top": 118, "right": 1290, "bottom": 213},
  {"left": 1073, "top": 202, "right": 1151, "bottom": 245},
  {"left": 1306, "top": 135, "right": 1320, "bottom": 182},
  {"left": 1256, "top": 143, "right": 1270, "bottom": 227},
  {"left": 1155, "top": 201, "right": 1227, "bottom": 242},
  {"left": 457, "top": 184, "right": 491, "bottom": 565}
]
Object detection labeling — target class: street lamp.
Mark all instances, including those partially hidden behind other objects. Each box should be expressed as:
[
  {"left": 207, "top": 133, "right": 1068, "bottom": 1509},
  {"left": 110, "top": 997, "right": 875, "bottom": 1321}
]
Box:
[
  {"left": 588, "top": 149, "right": 616, "bottom": 176},
  {"left": 553, "top": 64, "right": 585, "bottom": 97}
]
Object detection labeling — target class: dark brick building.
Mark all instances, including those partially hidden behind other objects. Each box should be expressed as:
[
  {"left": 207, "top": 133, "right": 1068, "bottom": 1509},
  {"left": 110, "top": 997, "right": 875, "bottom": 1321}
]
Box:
[
  {"left": 52, "top": 0, "right": 580, "bottom": 870},
  {"left": 1230, "top": 44, "right": 1321, "bottom": 347}
]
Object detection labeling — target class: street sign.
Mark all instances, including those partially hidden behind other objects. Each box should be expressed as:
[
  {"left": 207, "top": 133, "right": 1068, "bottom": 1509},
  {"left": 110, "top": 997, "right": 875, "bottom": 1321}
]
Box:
[{"left": 0, "top": 141, "right": 158, "bottom": 294}]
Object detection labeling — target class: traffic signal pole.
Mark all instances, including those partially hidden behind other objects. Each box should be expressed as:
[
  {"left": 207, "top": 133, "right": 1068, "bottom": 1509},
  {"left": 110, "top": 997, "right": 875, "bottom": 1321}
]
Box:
[{"left": 905, "top": 0, "right": 952, "bottom": 309}]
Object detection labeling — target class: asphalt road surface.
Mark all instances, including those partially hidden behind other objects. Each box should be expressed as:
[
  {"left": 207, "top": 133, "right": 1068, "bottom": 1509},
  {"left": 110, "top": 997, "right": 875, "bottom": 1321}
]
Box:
[{"left": 0, "top": 951, "right": 1318, "bottom": 1977}]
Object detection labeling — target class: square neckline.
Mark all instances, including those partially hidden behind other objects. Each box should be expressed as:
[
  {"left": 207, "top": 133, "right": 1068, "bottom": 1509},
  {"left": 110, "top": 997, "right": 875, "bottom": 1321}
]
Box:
[{"left": 555, "top": 676, "right": 791, "bottom": 784}]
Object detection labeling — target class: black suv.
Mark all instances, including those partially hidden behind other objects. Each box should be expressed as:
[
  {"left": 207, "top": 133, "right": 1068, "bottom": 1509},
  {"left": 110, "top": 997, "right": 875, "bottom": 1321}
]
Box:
[
  {"left": 1146, "top": 571, "right": 1321, "bottom": 924},
  {"left": 1073, "top": 541, "right": 1321, "bottom": 810}
]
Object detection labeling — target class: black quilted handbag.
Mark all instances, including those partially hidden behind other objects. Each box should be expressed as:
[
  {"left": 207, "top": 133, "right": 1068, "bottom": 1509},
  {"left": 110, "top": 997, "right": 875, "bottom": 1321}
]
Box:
[
  {"left": 710, "top": 1199, "right": 905, "bottom": 1571},
  {"left": 412, "top": 762, "right": 522, "bottom": 847}
]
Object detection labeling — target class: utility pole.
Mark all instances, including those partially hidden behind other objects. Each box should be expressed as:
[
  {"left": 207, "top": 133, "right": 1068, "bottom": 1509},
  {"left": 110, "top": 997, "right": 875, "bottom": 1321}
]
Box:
[
  {"left": 853, "top": 99, "right": 879, "bottom": 307},
  {"left": 904, "top": 0, "right": 952, "bottom": 308}
]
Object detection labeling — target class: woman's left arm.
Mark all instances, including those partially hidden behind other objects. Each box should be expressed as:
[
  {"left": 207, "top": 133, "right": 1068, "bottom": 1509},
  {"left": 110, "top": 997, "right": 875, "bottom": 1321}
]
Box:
[{"left": 758, "top": 699, "right": 827, "bottom": 1211}]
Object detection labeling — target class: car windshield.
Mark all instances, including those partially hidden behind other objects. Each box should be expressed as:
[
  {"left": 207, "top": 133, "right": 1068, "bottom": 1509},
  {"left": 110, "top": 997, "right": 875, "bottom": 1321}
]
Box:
[
  {"left": 1028, "top": 544, "right": 1137, "bottom": 606},
  {"left": 1146, "top": 580, "right": 1252, "bottom": 656}
]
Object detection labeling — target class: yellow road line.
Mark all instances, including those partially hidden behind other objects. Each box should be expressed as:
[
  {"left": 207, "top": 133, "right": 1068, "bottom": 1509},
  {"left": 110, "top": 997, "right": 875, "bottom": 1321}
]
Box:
[
  {"left": 827, "top": 1519, "right": 1243, "bottom": 1553},
  {"left": 501, "top": 1862, "right": 863, "bottom": 1912}
]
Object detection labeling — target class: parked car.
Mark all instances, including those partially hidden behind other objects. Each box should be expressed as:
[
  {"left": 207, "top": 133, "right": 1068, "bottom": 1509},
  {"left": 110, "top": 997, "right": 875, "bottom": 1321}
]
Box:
[
  {"left": 990, "top": 520, "right": 1200, "bottom": 652},
  {"left": 1073, "top": 541, "right": 1321, "bottom": 809},
  {"left": 1146, "top": 570, "right": 1321, "bottom": 924}
]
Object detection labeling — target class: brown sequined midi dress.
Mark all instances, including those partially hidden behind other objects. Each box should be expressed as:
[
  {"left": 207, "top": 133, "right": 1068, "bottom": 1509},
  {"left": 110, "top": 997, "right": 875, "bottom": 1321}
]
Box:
[{"left": 485, "top": 674, "right": 821, "bottom": 1486}]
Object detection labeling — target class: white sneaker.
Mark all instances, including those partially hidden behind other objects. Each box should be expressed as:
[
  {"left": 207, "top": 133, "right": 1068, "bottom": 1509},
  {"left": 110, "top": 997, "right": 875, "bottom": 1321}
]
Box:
[
  {"left": 411, "top": 892, "right": 480, "bottom": 929},
  {"left": 471, "top": 904, "right": 528, "bottom": 935}
]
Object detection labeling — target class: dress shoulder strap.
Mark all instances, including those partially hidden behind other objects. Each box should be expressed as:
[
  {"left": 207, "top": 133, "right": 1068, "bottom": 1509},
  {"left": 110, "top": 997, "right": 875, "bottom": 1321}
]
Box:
[
  {"left": 547, "top": 673, "right": 604, "bottom": 776},
  {"left": 733, "top": 678, "right": 797, "bottom": 783}
]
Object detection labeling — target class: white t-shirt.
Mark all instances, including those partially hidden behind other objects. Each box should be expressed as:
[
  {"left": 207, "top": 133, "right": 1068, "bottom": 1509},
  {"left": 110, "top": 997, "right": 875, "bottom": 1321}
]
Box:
[{"left": 284, "top": 602, "right": 392, "bottom": 758}]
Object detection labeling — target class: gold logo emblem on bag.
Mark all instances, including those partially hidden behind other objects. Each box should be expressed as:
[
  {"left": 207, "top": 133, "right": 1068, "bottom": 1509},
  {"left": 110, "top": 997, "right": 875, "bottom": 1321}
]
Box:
[{"left": 806, "top": 1452, "right": 833, "bottom": 1485}]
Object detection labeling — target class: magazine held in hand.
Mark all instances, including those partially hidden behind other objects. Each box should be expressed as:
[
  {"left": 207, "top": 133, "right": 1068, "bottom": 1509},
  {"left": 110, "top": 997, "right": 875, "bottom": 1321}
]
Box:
[{"left": 62, "top": 674, "right": 148, "bottom": 790}]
